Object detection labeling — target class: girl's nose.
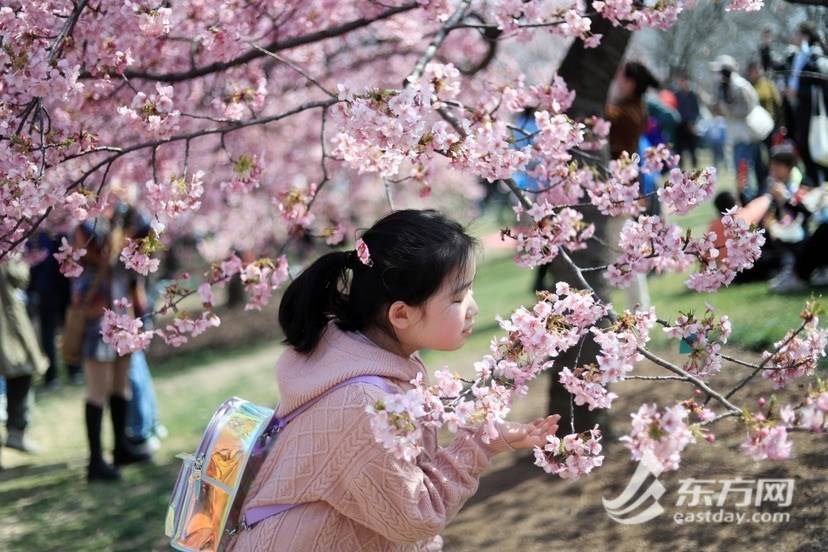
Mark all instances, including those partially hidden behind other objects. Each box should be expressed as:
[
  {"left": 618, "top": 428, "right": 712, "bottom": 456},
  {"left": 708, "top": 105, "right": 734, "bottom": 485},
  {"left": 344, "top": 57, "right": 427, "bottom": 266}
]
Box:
[{"left": 468, "top": 297, "right": 479, "bottom": 317}]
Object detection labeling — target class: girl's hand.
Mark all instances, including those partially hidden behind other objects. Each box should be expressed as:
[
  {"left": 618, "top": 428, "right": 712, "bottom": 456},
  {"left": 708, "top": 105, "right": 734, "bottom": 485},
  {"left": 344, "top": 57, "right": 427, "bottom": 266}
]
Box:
[{"left": 487, "top": 415, "right": 561, "bottom": 455}]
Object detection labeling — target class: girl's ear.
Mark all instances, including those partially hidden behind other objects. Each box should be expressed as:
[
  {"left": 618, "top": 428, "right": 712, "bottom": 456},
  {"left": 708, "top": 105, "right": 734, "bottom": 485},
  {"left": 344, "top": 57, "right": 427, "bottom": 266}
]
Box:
[{"left": 387, "top": 300, "right": 415, "bottom": 331}]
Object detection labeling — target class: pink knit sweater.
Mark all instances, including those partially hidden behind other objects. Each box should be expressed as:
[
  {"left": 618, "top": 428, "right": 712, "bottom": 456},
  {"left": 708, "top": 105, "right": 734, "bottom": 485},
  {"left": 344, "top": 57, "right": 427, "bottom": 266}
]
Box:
[{"left": 226, "top": 322, "right": 499, "bottom": 551}]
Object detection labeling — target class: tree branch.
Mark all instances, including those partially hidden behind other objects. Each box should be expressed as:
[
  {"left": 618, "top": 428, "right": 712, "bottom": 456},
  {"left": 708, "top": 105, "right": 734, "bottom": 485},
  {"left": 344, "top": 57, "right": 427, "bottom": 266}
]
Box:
[{"left": 112, "top": 4, "right": 418, "bottom": 83}]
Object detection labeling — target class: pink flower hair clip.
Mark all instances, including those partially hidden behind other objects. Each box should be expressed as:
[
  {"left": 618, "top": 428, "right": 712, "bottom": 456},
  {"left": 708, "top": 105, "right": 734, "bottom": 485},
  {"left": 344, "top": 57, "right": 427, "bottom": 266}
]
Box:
[{"left": 354, "top": 238, "right": 373, "bottom": 267}]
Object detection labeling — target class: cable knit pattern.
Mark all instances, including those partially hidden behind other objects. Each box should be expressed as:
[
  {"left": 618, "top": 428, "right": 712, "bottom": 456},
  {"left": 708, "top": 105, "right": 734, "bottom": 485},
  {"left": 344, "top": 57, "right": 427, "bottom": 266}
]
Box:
[{"left": 226, "top": 322, "right": 498, "bottom": 552}]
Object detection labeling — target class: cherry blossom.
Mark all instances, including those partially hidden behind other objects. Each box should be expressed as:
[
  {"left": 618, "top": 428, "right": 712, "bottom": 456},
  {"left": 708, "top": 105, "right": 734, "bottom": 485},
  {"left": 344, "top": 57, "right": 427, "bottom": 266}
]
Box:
[
  {"left": 120, "top": 237, "right": 161, "bottom": 276},
  {"left": 640, "top": 144, "right": 679, "bottom": 174},
  {"left": 620, "top": 403, "right": 695, "bottom": 473},
  {"left": 53, "top": 237, "right": 86, "bottom": 278},
  {"left": 658, "top": 167, "right": 716, "bottom": 216},
  {"left": 761, "top": 316, "right": 828, "bottom": 389},
  {"left": 559, "top": 367, "right": 619, "bottom": 410},
  {"left": 664, "top": 307, "right": 732, "bottom": 379},
  {"left": 100, "top": 298, "right": 155, "bottom": 355},
  {"left": 533, "top": 426, "right": 604, "bottom": 479},
  {"left": 740, "top": 412, "right": 792, "bottom": 461},
  {"left": 240, "top": 256, "right": 290, "bottom": 311}
]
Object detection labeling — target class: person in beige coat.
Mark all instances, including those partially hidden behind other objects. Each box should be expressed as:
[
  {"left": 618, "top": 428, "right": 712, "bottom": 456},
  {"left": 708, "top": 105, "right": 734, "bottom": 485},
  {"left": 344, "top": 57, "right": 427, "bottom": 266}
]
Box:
[{"left": 0, "top": 260, "right": 48, "bottom": 458}]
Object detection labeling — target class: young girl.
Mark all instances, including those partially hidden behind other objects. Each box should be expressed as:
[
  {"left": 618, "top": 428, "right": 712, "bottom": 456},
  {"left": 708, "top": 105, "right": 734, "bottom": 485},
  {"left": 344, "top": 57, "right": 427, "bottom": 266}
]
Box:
[{"left": 229, "top": 209, "right": 560, "bottom": 551}]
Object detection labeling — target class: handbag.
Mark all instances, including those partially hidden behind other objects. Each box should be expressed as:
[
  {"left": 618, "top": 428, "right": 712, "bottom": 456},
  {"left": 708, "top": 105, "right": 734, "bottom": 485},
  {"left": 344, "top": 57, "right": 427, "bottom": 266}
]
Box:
[
  {"left": 809, "top": 87, "right": 828, "bottom": 167},
  {"left": 746, "top": 104, "right": 774, "bottom": 141},
  {"left": 165, "top": 375, "right": 394, "bottom": 552},
  {"left": 61, "top": 269, "right": 103, "bottom": 366}
]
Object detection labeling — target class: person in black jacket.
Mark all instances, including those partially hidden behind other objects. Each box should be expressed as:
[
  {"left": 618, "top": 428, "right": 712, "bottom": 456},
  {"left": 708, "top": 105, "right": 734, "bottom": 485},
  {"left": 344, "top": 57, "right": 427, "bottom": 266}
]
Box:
[{"left": 784, "top": 23, "right": 828, "bottom": 186}]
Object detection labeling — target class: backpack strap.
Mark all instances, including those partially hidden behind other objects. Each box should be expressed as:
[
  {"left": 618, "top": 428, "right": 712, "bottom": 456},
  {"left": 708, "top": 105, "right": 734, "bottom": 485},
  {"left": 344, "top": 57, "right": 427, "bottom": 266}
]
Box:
[{"left": 241, "top": 375, "right": 396, "bottom": 530}]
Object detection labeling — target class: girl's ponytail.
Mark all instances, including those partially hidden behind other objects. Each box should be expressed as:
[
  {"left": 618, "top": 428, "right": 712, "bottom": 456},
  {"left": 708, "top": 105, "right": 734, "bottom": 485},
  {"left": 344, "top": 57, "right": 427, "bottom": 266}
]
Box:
[{"left": 278, "top": 251, "right": 351, "bottom": 354}]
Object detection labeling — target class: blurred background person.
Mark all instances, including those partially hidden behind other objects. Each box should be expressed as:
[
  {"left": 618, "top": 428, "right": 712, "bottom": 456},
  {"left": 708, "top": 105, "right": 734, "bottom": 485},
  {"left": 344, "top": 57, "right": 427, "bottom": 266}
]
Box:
[
  {"left": 784, "top": 23, "right": 828, "bottom": 186},
  {"left": 0, "top": 259, "right": 47, "bottom": 457},
  {"left": 673, "top": 70, "right": 701, "bottom": 170},
  {"left": 71, "top": 202, "right": 152, "bottom": 482},
  {"left": 710, "top": 54, "right": 764, "bottom": 204},
  {"left": 26, "top": 230, "right": 82, "bottom": 391},
  {"left": 747, "top": 60, "right": 784, "bottom": 186}
]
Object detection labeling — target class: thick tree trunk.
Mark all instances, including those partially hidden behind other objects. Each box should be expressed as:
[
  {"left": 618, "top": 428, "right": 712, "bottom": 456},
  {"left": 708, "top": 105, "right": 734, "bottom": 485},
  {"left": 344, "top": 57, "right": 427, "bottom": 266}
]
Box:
[{"left": 546, "top": 20, "right": 632, "bottom": 436}]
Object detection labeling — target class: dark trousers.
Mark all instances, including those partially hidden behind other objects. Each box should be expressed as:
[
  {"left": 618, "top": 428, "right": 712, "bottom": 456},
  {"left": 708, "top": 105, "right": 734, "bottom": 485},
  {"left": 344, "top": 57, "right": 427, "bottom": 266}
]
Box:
[
  {"left": 38, "top": 303, "right": 81, "bottom": 383},
  {"left": 4, "top": 375, "right": 33, "bottom": 432},
  {"left": 795, "top": 224, "right": 828, "bottom": 280},
  {"left": 675, "top": 123, "right": 698, "bottom": 169},
  {"left": 39, "top": 306, "right": 59, "bottom": 383}
]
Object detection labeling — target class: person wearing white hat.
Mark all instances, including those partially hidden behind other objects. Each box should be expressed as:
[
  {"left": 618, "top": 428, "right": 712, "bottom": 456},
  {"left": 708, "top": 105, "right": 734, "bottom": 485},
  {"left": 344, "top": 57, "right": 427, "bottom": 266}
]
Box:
[{"left": 710, "top": 54, "right": 764, "bottom": 202}]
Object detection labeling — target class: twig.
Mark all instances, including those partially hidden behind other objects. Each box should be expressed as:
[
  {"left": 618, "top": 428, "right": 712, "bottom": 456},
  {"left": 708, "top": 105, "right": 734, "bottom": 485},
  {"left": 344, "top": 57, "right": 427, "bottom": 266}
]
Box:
[
  {"left": 637, "top": 347, "right": 741, "bottom": 414},
  {"left": 248, "top": 43, "right": 337, "bottom": 98},
  {"left": 722, "top": 319, "right": 810, "bottom": 402},
  {"left": 621, "top": 375, "right": 690, "bottom": 381},
  {"left": 408, "top": 0, "right": 472, "bottom": 83}
]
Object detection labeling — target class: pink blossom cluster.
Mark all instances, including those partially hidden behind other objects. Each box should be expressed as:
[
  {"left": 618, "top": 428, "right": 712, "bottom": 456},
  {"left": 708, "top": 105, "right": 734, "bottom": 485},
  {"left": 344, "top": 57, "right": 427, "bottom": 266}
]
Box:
[
  {"left": 580, "top": 116, "right": 612, "bottom": 151},
  {"left": 330, "top": 63, "right": 465, "bottom": 178},
  {"left": 740, "top": 411, "right": 792, "bottom": 461},
  {"left": 511, "top": 205, "right": 595, "bottom": 268},
  {"left": 664, "top": 308, "right": 732, "bottom": 379},
  {"left": 276, "top": 183, "right": 318, "bottom": 229},
  {"left": 53, "top": 237, "right": 86, "bottom": 278},
  {"left": 761, "top": 317, "right": 828, "bottom": 389},
  {"left": 620, "top": 403, "right": 695, "bottom": 473},
  {"left": 533, "top": 426, "right": 604, "bottom": 479},
  {"left": 481, "top": 2, "right": 602, "bottom": 46},
  {"left": 685, "top": 209, "right": 766, "bottom": 292},
  {"left": 681, "top": 398, "right": 716, "bottom": 424},
  {"left": 586, "top": 152, "right": 643, "bottom": 216},
  {"left": 120, "top": 238, "right": 160, "bottom": 276},
  {"left": 100, "top": 298, "right": 155, "bottom": 355},
  {"left": 781, "top": 385, "right": 828, "bottom": 433},
  {"left": 240, "top": 256, "right": 290, "bottom": 311},
  {"left": 726, "top": 0, "right": 764, "bottom": 11},
  {"left": 591, "top": 308, "right": 657, "bottom": 383},
  {"left": 206, "top": 255, "right": 244, "bottom": 287},
  {"left": 452, "top": 120, "right": 530, "bottom": 182},
  {"left": 559, "top": 366, "right": 619, "bottom": 410},
  {"left": 503, "top": 75, "right": 575, "bottom": 115},
  {"left": 220, "top": 154, "right": 263, "bottom": 194},
  {"left": 498, "top": 283, "right": 606, "bottom": 360},
  {"left": 640, "top": 144, "right": 679, "bottom": 174},
  {"left": 606, "top": 216, "right": 692, "bottom": 288},
  {"left": 117, "top": 83, "right": 180, "bottom": 136},
  {"left": 592, "top": 0, "right": 688, "bottom": 30},
  {"left": 63, "top": 192, "right": 94, "bottom": 222},
  {"left": 145, "top": 171, "right": 205, "bottom": 220},
  {"left": 658, "top": 167, "right": 716, "bottom": 215},
  {"left": 156, "top": 311, "right": 221, "bottom": 347},
  {"left": 532, "top": 111, "right": 586, "bottom": 162},
  {"left": 124, "top": 1, "right": 173, "bottom": 37},
  {"left": 212, "top": 74, "right": 267, "bottom": 121}
]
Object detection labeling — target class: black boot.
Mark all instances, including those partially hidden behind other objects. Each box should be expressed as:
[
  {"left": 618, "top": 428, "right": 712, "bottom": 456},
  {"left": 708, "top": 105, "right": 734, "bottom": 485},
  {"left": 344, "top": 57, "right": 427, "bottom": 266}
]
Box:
[
  {"left": 85, "top": 402, "right": 120, "bottom": 482},
  {"left": 110, "top": 395, "right": 152, "bottom": 467}
]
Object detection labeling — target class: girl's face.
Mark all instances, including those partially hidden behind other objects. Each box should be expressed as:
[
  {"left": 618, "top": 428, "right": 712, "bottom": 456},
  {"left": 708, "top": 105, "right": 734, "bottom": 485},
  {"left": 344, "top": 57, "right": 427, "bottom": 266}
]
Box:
[{"left": 395, "top": 259, "right": 479, "bottom": 354}]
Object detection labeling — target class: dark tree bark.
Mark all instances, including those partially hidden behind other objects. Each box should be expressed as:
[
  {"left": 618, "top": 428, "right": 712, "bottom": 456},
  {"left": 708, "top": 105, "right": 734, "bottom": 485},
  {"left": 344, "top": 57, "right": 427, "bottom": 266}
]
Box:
[{"left": 545, "top": 19, "right": 632, "bottom": 436}]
